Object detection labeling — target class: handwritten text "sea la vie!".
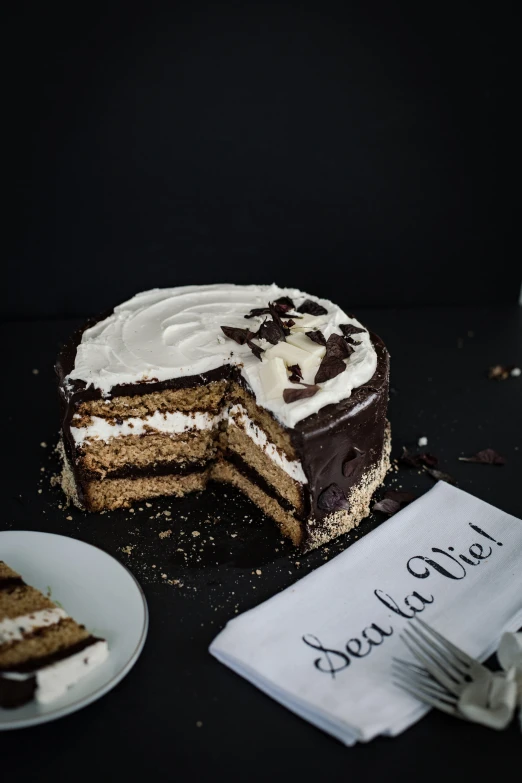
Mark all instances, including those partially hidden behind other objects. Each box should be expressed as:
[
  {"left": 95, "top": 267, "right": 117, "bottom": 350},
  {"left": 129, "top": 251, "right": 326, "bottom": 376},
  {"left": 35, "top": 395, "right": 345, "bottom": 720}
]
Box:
[{"left": 302, "top": 523, "right": 503, "bottom": 678}]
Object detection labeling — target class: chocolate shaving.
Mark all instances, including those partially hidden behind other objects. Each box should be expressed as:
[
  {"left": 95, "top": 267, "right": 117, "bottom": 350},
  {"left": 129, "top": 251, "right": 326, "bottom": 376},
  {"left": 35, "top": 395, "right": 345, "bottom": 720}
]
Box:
[
  {"left": 317, "top": 483, "right": 350, "bottom": 512},
  {"left": 247, "top": 339, "right": 264, "bottom": 361},
  {"left": 285, "top": 319, "right": 296, "bottom": 328},
  {"left": 373, "top": 490, "right": 415, "bottom": 516},
  {"left": 283, "top": 385, "right": 319, "bottom": 403},
  {"left": 220, "top": 325, "right": 250, "bottom": 345},
  {"left": 314, "top": 333, "right": 353, "bottom": 383},
  {"left": 325, "top": 333, "right": 352, "bottom": 360},
  {"left": 339, "top": 323, "right": 366, "bottom": 338},
  {"left": 269, "top": 302, "right": 291, "bottom": 338},
  {"left": 372, "top": 498, "right": 401, "bottom": 515},
  {"left": 297, "top": 299, "right": 328, "bottom": 316},
  {"left": 273, "top": 296, "right": 295, "bottom": 313},
  {"left": 400, "top": 447, "right": 438, "bottom": 468},
  {"left": 458, "top": 449, "right": 506, "bottom": 465},
  {"left": 288, "top": 364, "right": 303, "bottom": 379},
  {"left": 372, "top": 489, "right": 415, "bottom": 517},
  {"left": 305, "top": 330, "right": 327, "bottom": 346},
  {"left": 244, "top": 307, "right": 271, "bottom": 319},
  {"left": 385, "top": 490, "right": 416, "bottom": 505},
  {"left": 424, "top": 468, "right": 457, "bottom": 485},
  {"left": 342, "top": 447, "right": 365, "bottom": 477},
  {"left": 257, "top": 319, "right": 284, "bottom": 344},
  {"left": 315, "top": 356, "right": 346, "bottom": 384}
]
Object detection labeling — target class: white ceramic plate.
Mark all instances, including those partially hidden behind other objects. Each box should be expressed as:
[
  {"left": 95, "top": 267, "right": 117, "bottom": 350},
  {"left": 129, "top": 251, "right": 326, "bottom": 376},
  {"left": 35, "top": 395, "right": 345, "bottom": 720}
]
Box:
[{"left": 0, "top": 530, "right": 148, "bottom": 730}]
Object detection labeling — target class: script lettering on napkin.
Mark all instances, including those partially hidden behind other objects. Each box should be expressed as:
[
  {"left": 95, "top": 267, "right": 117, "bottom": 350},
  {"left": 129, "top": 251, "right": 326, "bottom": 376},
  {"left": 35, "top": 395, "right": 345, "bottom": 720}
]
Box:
[{"left": 302, "top": 522, "right": 504, "bottom": 678}]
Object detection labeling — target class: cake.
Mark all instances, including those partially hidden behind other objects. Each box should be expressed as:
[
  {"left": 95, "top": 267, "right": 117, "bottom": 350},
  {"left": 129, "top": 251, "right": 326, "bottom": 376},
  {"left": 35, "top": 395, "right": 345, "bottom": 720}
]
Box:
[
  {"left": 56, "top": 284, "right": 390, "bottom": 551},
  {"left": 0, "top": 561, "right": 108, "bottom": 708}
]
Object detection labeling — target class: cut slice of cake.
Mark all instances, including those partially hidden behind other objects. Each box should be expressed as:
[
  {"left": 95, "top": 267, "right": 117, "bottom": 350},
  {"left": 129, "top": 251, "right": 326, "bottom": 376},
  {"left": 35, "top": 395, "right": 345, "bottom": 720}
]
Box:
[
  {"left": 56, "top": 284, "right": 390, "bottom": 551},
  {"left": 0, "top": 561, "right": 108, "bottom": 708}
]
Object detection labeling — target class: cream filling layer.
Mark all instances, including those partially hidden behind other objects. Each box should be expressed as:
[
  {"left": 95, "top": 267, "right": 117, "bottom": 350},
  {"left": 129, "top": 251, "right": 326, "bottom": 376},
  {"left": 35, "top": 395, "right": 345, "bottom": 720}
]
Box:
[
  {"left": 71, "top": 409, "right": 225, "bottom": 446},
  {"left": 228, "top": 404, "right": 307, "bottom": 484},
  {"left": 71, "top": 403, "right": 307, "bottom": 484},
  {"left": 0, "top": 640, "right": 110, "bottom": 704},
  {"left": 35, "top": 639, "right": 109, "bottom": 704},
  {"left": 0, "top": 608, "right": 68, "bottom": 644}
]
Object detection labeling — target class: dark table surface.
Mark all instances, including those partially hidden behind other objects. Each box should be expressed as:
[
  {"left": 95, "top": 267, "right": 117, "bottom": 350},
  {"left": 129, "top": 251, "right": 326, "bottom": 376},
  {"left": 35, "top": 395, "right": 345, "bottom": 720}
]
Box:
[{"left": 1, "top": 305, "right": 521, "bottom": 781}]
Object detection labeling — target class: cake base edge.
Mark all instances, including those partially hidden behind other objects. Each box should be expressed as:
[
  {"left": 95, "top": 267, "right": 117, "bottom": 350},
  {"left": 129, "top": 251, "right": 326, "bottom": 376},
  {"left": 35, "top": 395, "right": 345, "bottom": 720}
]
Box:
[{"left": 302, "top": 421, "right": 392, "bottom": 553}]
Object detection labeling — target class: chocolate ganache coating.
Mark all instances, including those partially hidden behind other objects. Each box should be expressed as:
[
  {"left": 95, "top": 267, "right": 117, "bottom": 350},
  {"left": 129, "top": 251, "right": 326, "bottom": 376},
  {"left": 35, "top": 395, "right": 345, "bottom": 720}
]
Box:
[{"left": 290, "top": 334, "right": 389, "bottom": 542}]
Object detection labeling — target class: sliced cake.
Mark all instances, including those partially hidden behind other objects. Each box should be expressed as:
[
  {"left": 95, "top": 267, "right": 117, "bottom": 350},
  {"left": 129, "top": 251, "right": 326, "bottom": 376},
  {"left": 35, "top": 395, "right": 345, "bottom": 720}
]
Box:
[
  {"left": 0, "top": 561, "right": 108, "bottom": 708},
  {"left": 56, "top": 284, "right": 390, "bottom": 551}
]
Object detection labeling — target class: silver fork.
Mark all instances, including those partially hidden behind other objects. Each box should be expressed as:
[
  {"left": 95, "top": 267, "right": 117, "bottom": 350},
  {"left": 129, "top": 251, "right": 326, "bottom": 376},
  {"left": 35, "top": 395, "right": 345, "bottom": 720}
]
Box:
[{"left": 392, "top": 617, "right": 492, "bottom": 716}]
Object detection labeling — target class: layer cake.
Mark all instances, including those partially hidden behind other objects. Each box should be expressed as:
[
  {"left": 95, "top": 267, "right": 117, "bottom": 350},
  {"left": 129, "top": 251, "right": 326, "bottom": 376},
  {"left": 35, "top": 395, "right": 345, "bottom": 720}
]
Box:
[
  {"left": 0, "top": 561, "right": 108, "bottom": 708},
  {"left": 56, "top": 285, "right": 390, "bottom": 551}
]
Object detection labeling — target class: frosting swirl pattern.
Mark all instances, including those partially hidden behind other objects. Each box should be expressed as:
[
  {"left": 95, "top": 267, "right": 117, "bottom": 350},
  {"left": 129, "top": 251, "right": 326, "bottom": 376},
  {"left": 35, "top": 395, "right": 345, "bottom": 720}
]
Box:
[{"left": 66, "top": 284, "right": 377, "bottom": 427}]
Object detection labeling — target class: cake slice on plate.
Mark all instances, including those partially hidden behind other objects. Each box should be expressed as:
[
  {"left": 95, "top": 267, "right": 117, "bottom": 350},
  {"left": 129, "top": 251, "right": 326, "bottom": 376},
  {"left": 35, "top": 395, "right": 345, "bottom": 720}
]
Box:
[{"left": 0, "top": 561, "right": 108, "bottom": 708}]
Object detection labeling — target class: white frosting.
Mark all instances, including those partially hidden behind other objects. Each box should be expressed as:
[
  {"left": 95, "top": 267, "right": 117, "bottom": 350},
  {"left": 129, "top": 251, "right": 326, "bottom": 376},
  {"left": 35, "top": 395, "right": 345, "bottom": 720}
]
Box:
[
  {"left": 35, "top": 639, "right": 109, "bottom": 704},
  {"left": 66, "top": 284, "right": 377, "bottom": 428},
  {"left": 71, "top": 409, "right": 225, "bottom": 446},
  {"left": 229, "top": 404, "right": 307, "bottom": 483},
  {"left": 0, "top": 608, "right": 68, "bottom": 643}
]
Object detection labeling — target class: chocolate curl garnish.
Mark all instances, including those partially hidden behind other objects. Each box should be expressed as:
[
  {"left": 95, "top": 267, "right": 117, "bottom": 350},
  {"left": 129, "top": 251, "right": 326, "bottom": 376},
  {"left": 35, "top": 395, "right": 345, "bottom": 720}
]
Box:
[
  {"left": 220, "top": 326, "right": 250, "bottom": 345},
  {"left": 339, "top": 323, "right": 366, "bottom": 337},
  {"left": 400, "top": 447, "right": 438, "bottom": 468},
  {"left": 244, "top": 307, "right": 271, "bottom": 319},
  {"left": 297, "top": 299, "right": 328, "bottom": 316},
  {"left": 315, "top": 356, "right": 346, "bottom": 384},
  {"left": 283, "top": 384, "right": 320, "bottom": 403},
  {"left": 305, "top": 330, "right": 326, "bottom": 346},
  {"left": 373, "top": 491, "right": 415, "bottom": 516},
  {"left": 247, "top": 340, "right": 264, "bottom": 360},
  {"left": 268, "top": 302, "right": 291, "bottom": 339},
  {"left": 325, "top": 333, "right": 352, "bottom": 360},
  {"left": 273, "top": 296, "right": 295, "bottom": 312},
  {"left": 458, "top": 449, "right": 506, "bottom": 465},
  {"left": 244, "top": 296, "right": 297, "bottom": 320},
  {"left": 424, "top": 468, "right": 457, "bottom": 485},
  {"left": 257, "top": 319, "right": 285, "bottom": 344}
]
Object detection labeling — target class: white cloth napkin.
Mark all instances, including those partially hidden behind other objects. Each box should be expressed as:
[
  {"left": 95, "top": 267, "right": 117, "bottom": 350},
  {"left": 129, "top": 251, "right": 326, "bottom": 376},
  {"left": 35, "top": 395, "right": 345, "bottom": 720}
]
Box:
[{"left": 210, "top": 483, "right": 522, "bottom": 745}]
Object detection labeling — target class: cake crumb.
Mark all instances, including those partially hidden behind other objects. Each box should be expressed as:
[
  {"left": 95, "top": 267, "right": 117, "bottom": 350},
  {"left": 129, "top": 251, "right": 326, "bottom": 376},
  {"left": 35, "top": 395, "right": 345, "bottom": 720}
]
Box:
[
  {"left": 66, "top": 515, "right": 73, "bottom": 521},
  {"left": 121, "top": 545, "right": 134, "bottom": 555},
  {"left": 255, "top": 569, "right": 262, "bottom": 575},
  {"left": 40, "top": 441, "right": 47, "bottom": 448},
  {"left": 192, "top": 530, "right": 200, "bottom": 537},
  {"left": 512, "top": 367, "right": 521, "bottom": 377},
  {"left": 418, "top": 436, "right": 428, "bottom": 447},
  {"left": 163, "top": 510, "right": 171, "bottom": 516},
  {"left": 32, "top": 368, "right": 39, "bottom": 375},
  {"left": 145, "top": 502, "right": 152, "bottom": 508},
  {"left": 161, "top": 573, "right": 167, "bottom": 579},
  {"left": 159, "top": 529, "right": 172, "bottom": 539}
]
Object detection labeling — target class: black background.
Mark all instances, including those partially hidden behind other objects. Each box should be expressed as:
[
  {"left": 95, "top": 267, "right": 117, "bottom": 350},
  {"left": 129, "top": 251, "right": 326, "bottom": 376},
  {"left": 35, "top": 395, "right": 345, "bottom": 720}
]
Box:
[
  {"left": 3, "top": 3, "right": 521, "bottom": 779},
  {"left": 6, "top": 0, "right": 519, "bottom": 320}
]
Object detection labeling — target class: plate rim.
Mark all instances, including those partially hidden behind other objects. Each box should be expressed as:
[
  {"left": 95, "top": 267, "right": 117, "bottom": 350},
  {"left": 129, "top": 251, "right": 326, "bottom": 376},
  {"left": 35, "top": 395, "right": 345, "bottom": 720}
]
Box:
[{"left": 0, "top": 529, "right": 149, "bottom": 730}]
